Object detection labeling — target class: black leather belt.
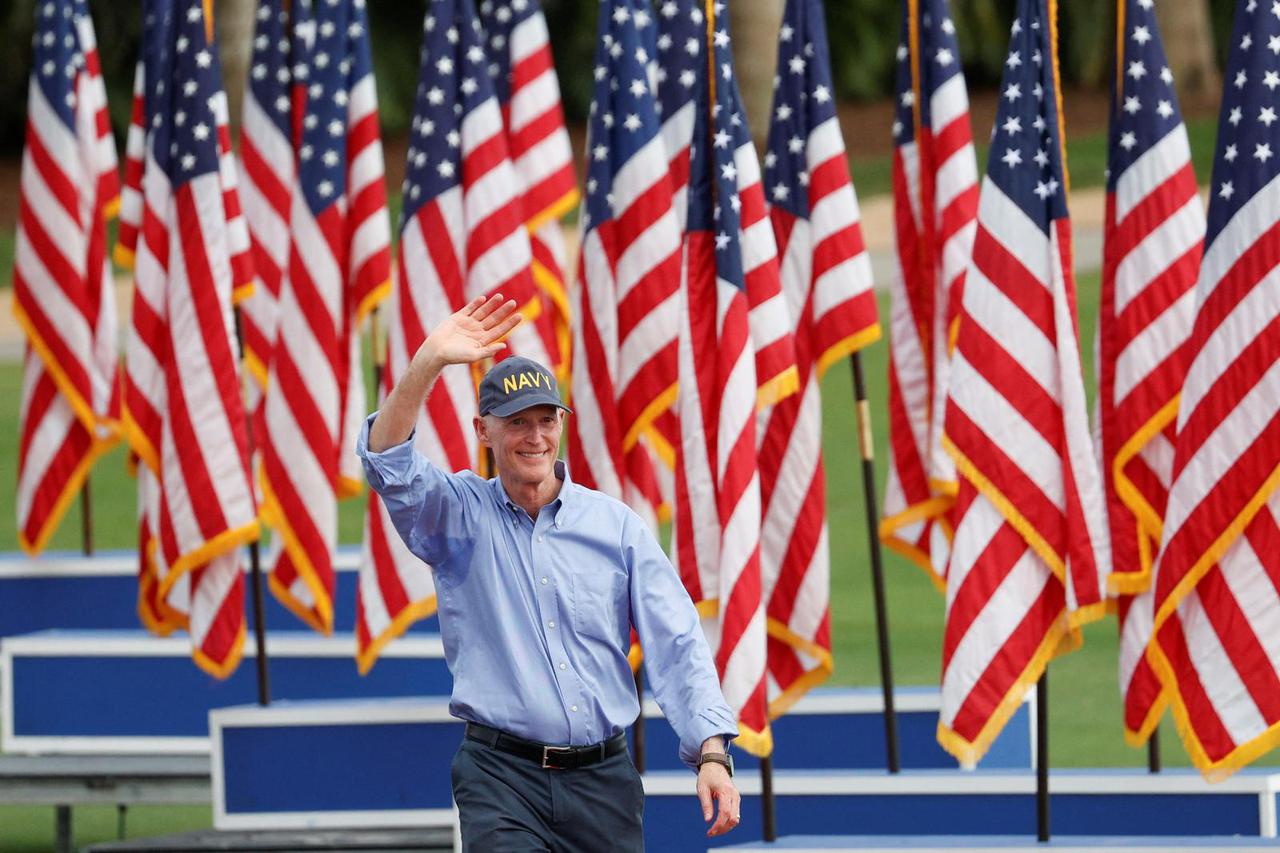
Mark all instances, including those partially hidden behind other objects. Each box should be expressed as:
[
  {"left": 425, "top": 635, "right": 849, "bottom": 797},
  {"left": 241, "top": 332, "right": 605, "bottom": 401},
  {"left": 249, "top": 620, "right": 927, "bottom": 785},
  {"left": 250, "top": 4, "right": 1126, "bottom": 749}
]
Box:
[{"left": 465, "top": 722, "right": 628, "bottom": 770}]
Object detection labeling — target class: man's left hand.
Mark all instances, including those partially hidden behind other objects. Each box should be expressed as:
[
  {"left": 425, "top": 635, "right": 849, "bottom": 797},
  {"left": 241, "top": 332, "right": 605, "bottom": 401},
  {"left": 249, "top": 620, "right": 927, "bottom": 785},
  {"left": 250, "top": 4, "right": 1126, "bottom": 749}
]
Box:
[{"left": 696, "top": 762, "right": 740, "bottom": 837}]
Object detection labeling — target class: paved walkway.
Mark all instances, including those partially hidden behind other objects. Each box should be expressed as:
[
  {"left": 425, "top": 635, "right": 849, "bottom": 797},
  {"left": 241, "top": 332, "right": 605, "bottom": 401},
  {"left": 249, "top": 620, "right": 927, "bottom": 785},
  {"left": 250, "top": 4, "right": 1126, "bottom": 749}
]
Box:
[{"left": 0, "top": 186, "right": 1118, "bottom": 362}]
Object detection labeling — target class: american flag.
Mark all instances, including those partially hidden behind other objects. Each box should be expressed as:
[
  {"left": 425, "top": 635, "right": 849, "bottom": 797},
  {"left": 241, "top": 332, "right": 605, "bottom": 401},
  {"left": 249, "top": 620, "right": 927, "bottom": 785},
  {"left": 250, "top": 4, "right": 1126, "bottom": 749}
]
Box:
[
  {"left": 237, "top": 0, "right": 295, "bottom": 403},
  {"left": 121, "top": 0, "right": 260, "bottom": 676},
  {"left": 590, "top": 0, "right": 707, "bottom": 515},
  {"left": 1097, "top": 0, "right": 1204, "bottom": 749},
  {"left": 657, "top": 0, "right": 797, "bottom": 404},
  {"left": 14, "top": 0, "right": 120, "bottom": 556},
  {"left": 116, "top": 1, "right": 254, "bottom": 302},
  {"left": 881, "top": 0, "right": 979, "bottom": 590},
  {"left": 565, "top": 0, "right": 681, "bottom": 527},
  {"left": 256, "top": 0, "right": 393, "bottom": 636},
  {"left": 477, "top": 0, "right": 578, "bottom": 383},
  {"left": 937, "top": 0, "right": 1110, "bottom": 764},
  {"left": 646, "top": 0, "right": 730, "bottom": 490},
  {"left": 759, "top": 0, "right": 880, "bottom": 717},
  {"left": 655, "top": 0, "right": 699, "bottom": 234},
  {"left": 356, "top": 0, "right": 538, "bottom": 671},
  {"left": 670, "top": 1, "right": 798, "bottom": 758},
  {"left": 1146, "top": 0, "right": 1280, "bottom": 780}
]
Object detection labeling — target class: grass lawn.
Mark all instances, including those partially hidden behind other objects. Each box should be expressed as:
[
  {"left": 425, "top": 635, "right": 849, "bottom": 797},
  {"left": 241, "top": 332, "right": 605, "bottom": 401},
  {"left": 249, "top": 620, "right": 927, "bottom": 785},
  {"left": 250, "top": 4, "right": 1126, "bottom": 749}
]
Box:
[{"left": 846, "top": 115, "right": 1218, "bottom": 199}]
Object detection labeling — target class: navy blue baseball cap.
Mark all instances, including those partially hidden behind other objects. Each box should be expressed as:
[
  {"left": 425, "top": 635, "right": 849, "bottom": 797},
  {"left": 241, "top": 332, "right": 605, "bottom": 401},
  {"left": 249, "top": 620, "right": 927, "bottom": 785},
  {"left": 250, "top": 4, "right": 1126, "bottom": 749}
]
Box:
[{"left": 477, "top": 356, "right": 573, "bottom": 417}]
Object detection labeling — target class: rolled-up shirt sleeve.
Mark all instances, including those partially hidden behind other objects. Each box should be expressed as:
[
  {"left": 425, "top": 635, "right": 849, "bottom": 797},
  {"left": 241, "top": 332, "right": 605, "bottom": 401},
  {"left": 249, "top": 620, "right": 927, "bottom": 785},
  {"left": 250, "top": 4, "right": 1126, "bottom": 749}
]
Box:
[
  {"left": 356, "top": 412, "right": 476, "bottom": 568},
  {"left": 623, "top": 512, "right": 738, "bottom": 770}
]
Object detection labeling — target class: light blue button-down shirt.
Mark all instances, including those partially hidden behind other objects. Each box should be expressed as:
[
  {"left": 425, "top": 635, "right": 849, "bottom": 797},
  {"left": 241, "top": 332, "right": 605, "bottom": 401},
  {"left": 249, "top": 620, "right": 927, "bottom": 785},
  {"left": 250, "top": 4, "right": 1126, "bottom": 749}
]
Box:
[{"left": 357, "top": 414, "right": 737, "bottom": 769}]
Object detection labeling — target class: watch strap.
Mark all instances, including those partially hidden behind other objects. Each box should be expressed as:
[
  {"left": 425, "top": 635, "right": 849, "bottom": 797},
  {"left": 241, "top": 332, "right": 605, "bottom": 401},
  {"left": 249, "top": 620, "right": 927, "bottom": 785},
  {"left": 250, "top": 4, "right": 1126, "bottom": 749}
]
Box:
[{"left": 697, "top": 752, "right": 733, "bottom": 777}]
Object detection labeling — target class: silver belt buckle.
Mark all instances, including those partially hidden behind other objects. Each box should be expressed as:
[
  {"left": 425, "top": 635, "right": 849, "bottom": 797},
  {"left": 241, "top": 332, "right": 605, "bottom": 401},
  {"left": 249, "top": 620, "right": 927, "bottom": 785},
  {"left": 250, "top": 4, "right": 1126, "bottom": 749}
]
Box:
[{"left": 542, "top": 745, "right": 573, "bottom": 769}]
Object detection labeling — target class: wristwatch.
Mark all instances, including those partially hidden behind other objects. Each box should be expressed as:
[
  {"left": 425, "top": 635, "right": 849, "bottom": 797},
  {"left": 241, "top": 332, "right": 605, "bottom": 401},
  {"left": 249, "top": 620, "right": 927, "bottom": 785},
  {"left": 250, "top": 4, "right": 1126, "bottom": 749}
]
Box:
[{"left": 697, "top": 751, "right": 734, "bottom": 777}]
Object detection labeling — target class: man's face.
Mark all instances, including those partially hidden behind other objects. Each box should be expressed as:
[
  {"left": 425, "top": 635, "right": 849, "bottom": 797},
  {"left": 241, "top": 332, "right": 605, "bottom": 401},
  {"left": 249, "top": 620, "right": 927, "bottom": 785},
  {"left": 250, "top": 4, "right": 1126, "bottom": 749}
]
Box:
[{"left": 476, "top": 405, "right": 565, "bottom": 488}]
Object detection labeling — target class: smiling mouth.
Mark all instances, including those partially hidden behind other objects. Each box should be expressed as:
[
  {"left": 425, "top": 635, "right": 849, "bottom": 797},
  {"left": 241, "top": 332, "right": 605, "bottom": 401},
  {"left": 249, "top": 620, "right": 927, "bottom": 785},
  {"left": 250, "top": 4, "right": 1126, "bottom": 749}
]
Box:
[{"left": 517, "top": 451, "right": 548, "bottom": 459}]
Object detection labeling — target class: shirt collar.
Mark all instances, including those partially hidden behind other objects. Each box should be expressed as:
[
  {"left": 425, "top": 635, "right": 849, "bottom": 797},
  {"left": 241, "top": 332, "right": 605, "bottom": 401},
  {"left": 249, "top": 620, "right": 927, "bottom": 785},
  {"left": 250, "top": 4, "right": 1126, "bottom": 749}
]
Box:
[{"left": 494, "top": 459, "right": 573, "bottom": 525}]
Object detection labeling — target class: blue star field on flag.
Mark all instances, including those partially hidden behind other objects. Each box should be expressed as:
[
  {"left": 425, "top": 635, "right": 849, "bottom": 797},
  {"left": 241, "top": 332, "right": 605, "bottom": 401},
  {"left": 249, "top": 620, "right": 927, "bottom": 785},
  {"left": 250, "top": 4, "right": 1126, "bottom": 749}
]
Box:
[
  {"left": 1106, "top": 0, "right": 1186, "bottom": 189},
  {"left": 476, "top": 0, "right": 536, "bottom": 102},
  {"left": 248, "top": 0, "right": 292, "bottom": 146},
  {"left": 654, "top": 0, "right": 701, "bottom": 123},
  {"left": 293, "top": 0, "right": 373, "bottom": 215},
  {"left": 764, "top": 0, "right": 842, "bottom": 220},
  {"left": 686, "top": 3, "right": 753, "bottom": 290},
  {"left": 31, "top": 0, "right": 92, "bottom": 131},
  {"left": 890, "top": 0, "right": 966, "bottom": 148},
  {"left": 984, "top": 0, "right": 1068, "bottom": 232},
  {"left": 1205, "top": 0, "right": 1280, "bottom": 241},
  {"left": 401, "top": 0, "right": 496, "bottom": 227},
  {"left": 583, "top": 0, "right": 663, "bottom": 232},
  {"left": 145, "top": 0, "right": 224, "bottom": 186}
]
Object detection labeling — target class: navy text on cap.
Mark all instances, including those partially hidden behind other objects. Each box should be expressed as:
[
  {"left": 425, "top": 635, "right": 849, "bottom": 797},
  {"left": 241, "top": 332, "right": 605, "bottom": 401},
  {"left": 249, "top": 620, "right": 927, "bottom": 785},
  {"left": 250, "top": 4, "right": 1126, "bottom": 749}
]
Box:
[{"left": 477, "top": 356, "right": 573, "bottom": 418}]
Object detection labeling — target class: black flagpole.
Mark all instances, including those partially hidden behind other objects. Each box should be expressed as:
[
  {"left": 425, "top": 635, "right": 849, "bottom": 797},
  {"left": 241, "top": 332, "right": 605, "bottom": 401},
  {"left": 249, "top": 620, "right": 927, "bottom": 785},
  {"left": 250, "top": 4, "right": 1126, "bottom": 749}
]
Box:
[
  {"left": 80, "top": 480, "right": 93, "bottom": 556},
  {"left": 372, "top": 305, "right": 386, "bottom": 399},
  {"left": 234, "top": 307, "right": 271, "bottom": 706},
  {"left": 849, "top": 351, "right": 901, "bottom": 773},
  {"left": 761, "top": 754, "right": 777, "bottom": 841},
  {"left": 1148, "top": 725, "right": 1161, "bottom": 773},
  {"left": 1036, "top": 671, "right": 1049, "bottom": 841},
  {"left": 248, "top": 539, "right": 271, "bottom": 706}
]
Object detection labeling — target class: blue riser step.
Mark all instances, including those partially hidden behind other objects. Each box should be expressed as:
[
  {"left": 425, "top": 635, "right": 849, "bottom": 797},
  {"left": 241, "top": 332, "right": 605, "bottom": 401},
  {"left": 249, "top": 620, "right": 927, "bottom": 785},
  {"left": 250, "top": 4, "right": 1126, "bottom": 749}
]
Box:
[
  {"left": 0, "top": 551, "right": 438, "bottom": 636},
  {"left": 633, "top": 688, "right": 1030, "bottom": 771},
  {"left": 205, "top": 699, "right": 1279, "bottom": 847},
  {"left": 639, "top": 769, "right": 1280, "bottom": 851},
  {"left": 1, "top": 631, "right": 449, "bottom": 753},
  {"left": 211, "top": 699, "right": 459, "bottom": 830},
  {"left": 720, "top": 836, "right": 1280, "bottom": 851}
]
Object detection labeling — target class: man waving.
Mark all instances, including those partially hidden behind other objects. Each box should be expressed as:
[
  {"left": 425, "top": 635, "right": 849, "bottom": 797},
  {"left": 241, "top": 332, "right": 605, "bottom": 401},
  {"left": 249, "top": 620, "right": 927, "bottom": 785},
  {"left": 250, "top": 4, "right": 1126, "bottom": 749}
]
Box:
[{"left": 359, "top": 294, "right": 741, "bottom": 851}]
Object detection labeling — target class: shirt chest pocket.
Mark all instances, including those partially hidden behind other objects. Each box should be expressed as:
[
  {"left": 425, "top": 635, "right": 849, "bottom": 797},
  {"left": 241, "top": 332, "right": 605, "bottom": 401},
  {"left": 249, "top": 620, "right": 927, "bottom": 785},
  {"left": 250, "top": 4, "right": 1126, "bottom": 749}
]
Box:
[{"left": 570, "top": 566, "right": 627, "bottom": 647}]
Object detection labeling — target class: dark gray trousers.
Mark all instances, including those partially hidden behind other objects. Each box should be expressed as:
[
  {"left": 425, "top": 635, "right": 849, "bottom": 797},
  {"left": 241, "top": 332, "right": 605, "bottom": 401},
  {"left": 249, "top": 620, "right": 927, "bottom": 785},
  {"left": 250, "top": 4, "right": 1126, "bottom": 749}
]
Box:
[{"left": 451, "top": 737, "right": 645, "bottom": 852}]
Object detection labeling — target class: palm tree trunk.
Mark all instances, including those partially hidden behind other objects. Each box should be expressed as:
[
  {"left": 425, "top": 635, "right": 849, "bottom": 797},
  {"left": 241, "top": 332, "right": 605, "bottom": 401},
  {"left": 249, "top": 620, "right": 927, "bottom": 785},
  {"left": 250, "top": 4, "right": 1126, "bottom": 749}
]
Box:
[
  {"left": 215, "top": 0, "right": 256, "bottom": 134},
  {"left": 1154, "top": 0, "right": 1219, "bottom": 109},
  {"left": 728, "top": 0, "right": 785, "bottom": 147}
]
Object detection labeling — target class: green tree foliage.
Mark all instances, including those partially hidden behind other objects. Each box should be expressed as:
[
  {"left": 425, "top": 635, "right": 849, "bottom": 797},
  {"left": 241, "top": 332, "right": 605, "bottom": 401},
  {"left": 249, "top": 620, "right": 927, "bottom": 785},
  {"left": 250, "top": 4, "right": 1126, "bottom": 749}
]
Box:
[
  {"left": 0, "top": 0, "right": 1237, "bottom": 156},
  {"left": 544, "top": 0, "right": 603, "bottom": 122},
  {"left": 367, "top": 2, "right": 431, "bottom": 137}
]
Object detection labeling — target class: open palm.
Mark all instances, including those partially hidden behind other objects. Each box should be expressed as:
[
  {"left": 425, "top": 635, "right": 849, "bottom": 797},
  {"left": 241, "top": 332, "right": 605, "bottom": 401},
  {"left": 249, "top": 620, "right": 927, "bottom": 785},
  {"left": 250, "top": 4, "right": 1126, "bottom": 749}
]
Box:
[{"left": 421, "top": 293, "right": 523, "bottom": 366}]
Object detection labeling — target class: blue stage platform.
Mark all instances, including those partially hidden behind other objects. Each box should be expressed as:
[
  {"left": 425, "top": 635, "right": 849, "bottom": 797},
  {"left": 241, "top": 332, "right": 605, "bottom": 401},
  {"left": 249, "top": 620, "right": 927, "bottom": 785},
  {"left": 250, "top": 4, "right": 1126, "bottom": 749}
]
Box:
[
  {"left": 638, "top": 768, "right": 1280, "bottom": 850},
  {"left": 633, "top": 688, "right": 1031, "bottom": 771},
  {"left": 0, "top": 550, "right": 438, "bottom": 636},
  {"left": 203, "top": 699, "right": 1280, "bottom": 850},
  {"left": 0, "top": 630, "right": 450, "bottom": 753},
  {"left": 210, "top": 699, "right": 458, "bottom": 831},
  {"left": 719, "top": 836, "right": 1280, "bottom": 851}
]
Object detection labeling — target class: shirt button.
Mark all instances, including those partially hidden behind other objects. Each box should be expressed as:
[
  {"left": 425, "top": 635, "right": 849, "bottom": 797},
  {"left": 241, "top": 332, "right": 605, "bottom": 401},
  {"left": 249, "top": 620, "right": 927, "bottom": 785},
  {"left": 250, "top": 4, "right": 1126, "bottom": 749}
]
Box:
[
  {"left": 548, "top": 620, "right": 556, "bottom": 629},
  {"left": 559, "top": 663, "right": 567, "bottom": 670},
  {"left": 541, "top": 577, "right": 549, "bottom": 585},
  {"left": 537, "top": 535, "right": 544, "bottom": 542},
  {"left": 571, "top": 705, "right": 579, "bottom": 712}
]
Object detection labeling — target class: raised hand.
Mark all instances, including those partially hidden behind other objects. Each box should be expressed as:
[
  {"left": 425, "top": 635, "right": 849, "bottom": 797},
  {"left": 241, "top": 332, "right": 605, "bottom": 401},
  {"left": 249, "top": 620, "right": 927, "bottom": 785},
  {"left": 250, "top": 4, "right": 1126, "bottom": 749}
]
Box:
[
  {"left": 417, "top": 293, "right": 522, "bottom": 367},
  {"left": 368, "top": 294, "right": 522, "bottom": 452}
]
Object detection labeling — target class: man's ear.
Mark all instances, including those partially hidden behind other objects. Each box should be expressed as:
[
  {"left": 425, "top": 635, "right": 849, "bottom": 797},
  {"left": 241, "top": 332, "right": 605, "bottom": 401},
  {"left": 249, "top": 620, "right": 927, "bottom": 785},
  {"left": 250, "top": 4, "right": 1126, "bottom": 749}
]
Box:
[{"left": 474, "top": 416, "right": 490, "bottom": 448}]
